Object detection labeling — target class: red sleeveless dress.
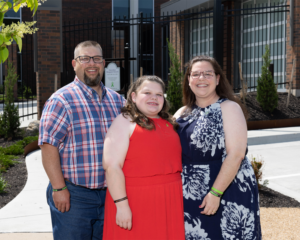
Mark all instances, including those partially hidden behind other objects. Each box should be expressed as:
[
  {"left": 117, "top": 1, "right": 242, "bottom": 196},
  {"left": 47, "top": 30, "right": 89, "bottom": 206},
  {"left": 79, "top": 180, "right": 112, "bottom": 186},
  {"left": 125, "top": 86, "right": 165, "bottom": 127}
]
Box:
[{"left": 103, "top": 118, "right": 185, "bottom": 240}]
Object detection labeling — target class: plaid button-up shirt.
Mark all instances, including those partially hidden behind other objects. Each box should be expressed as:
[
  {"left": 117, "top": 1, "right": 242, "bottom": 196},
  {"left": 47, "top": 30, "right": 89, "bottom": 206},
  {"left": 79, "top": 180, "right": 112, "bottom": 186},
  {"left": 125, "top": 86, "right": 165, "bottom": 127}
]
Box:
[{"left": 39, "top": 77, "right": 126, "bottom": 189}]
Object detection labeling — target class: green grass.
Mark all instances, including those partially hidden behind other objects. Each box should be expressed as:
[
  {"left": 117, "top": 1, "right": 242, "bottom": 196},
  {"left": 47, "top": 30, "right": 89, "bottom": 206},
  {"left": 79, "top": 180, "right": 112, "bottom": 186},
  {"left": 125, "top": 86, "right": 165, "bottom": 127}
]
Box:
[
  {"left": 18, "top": 96, "right": 37, "bottom": 100},
  {"left": 0, "top": 95, "right": 37, "bottom": 101},
  {"left": 0, "top": 153, "right": 17, "bottom": 173},
  {"left": 0, "top": 135, "right": 38, "bottom": 193},
  {"left": 0, "top": 135, "right": 38, "bottom": 173},
  {"left": 0, "top": 136, "right": 38, "bottom": 156},
  {"left": 0, "top": 173, "right": 8, "bottom": 193}
]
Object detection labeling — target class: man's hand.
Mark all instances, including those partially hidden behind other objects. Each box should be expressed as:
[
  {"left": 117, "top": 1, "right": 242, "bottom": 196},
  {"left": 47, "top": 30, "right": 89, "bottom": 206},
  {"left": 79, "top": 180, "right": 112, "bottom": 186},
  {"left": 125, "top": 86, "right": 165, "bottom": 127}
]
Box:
[
  {"left": 116, "top": 200, "right": 132, "bottom": 230},
  {"left": 53, "top": 189, "right": 70, "bottom": 213}
]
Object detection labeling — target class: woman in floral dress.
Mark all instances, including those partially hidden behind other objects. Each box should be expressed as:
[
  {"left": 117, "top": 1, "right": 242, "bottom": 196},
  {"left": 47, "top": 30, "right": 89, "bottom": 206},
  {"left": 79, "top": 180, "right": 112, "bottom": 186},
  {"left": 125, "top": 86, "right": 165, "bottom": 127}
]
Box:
[{"left": 174, "top": 55, "right": 261, "bottom": 239}]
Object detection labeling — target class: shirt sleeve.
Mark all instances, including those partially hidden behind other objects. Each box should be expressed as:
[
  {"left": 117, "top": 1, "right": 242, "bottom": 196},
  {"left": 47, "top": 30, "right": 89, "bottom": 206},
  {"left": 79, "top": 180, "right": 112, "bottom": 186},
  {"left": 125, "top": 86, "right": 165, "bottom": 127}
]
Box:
[{"left": 38, "top": 98, "right": 70, "bottom": 148}]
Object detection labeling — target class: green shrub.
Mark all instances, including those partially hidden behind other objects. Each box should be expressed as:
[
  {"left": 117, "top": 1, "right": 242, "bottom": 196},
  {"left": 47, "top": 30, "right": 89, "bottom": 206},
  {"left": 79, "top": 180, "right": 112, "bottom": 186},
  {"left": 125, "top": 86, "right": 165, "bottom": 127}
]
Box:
[
  {"left": 250, "top": 155, "right": 268, "bottom": 190},
  {"left": 0, "top": 60, "right": 20, "bottom": 139},
  {"left": 0, "top": 136, "right": 38, "bottom": 156},
  {"left": 22, "top": 136, "right": 39, "bottom": 146},
  {"left": 1, "top": 144, "right": 23, "bottom": 155},
  {"left": 256, "top": 45, "right": 278, "bottom": 113},
  {"left": 0, "top": 153, "right": 17, "bottom": 173},
  {"left": 0, "top": 173, "right": 8, "bottom": 193},
  {"left": 166, "top": 39, "right": 184, "bottom": 115},
  {"left": 23, "top": 86, "right": 32, "bottom": 99}
]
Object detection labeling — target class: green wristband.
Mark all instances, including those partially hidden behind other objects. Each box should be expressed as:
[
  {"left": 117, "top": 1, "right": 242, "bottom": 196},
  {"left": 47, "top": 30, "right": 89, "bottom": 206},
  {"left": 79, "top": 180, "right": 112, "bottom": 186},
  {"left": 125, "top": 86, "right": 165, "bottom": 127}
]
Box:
[
  {"left": 53, "top": 186, "right": 67, "bottom": 192},
  {"left": 210, "top": 190, "right": 221, "bottom": 198},
  {"left": 211, "top": 187, "right": 223, "bottom": 195}
]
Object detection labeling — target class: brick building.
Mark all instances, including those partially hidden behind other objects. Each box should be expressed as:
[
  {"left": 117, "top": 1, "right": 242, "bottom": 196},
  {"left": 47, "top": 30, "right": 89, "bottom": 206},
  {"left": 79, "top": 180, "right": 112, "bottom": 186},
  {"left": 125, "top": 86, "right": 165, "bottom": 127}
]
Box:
[
  {"left": 1, "top": 0, "right": 298, "bottom": 120},
  {"left": 161, "top": 0, "right": 299, "bottom": 96},
  {"left": 1, "top": 0, "right": 169, "bottom": 118}
]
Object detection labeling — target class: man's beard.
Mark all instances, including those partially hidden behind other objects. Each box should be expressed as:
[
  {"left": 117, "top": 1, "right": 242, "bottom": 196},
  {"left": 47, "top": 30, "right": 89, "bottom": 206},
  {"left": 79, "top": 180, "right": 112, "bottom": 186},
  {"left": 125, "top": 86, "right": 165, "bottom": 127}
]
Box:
[{"left": 84, "top": 72, "right": 101, "bottom": 86}]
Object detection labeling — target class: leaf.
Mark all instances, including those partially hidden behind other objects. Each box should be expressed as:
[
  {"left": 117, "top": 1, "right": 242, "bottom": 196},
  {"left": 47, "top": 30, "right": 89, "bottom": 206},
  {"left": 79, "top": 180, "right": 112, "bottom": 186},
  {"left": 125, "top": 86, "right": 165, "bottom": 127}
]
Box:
[
  {"left": 0, "top": 2, "right": 10, "bottom": 11},
  {"left": 13, "top": 36, "right": 22, "bottom": 52},
  {"left": 0, "top": 48, "right": 9, "bottom": 63},
  {"left": 13, "top": 2, "right": 21, "bottom": 12},
  {"left": 5, "top": 41, "right": 11, "bottom": 46},
  {"left": 3, "top": 34, "right": 11, "bottom": 42},
  {"left": 0, "top": 12, "right": 4, "bottom": 26},
  {"left": 33, "top": 0, "right": 38, "bottom": 15},
  {"left": 0, "top": 35, "right": 3, "bottom": 45},
  {"left": 7, "top": 2, "right": 12, "bottom": 9},
  {"left": 25, "top": 0, "right": 34, "bottom": 11}
]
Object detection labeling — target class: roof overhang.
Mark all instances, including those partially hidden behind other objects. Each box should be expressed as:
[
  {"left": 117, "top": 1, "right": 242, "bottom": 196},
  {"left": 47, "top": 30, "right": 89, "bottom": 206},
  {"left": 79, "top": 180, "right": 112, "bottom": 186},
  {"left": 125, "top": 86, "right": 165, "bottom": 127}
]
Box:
[{"left": 161, "top": 0, "right": 211, "bottom": 14}]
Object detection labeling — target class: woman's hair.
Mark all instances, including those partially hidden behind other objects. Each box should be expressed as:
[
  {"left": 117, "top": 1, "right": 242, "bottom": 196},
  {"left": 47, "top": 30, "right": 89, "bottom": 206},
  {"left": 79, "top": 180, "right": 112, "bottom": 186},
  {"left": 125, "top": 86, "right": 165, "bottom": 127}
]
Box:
[
  {"left": 182, "top": 55, "right": 248, "bottom": 119},
  {"left": 121, "top": 75, "right": 178, "bottom": 130}
]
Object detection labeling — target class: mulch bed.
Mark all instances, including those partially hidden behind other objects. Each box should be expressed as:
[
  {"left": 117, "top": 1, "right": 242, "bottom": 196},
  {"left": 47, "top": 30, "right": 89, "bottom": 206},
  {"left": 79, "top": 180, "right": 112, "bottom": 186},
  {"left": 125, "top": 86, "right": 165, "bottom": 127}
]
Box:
[
  {"left": 244, "top": 92, "right": 300, "bottom": 121},
  {"left": 1, "top": 92, "right": 300, "bottom": 209},
  {"left": 0, "top": 138, "right": 27, "bottom": 209}
]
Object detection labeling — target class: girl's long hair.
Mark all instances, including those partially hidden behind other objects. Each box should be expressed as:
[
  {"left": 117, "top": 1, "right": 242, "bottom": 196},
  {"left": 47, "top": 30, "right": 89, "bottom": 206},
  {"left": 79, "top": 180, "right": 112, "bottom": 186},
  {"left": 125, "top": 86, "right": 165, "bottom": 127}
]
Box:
[
  {"left": 121, "top": 75, "right": 178, "bottom": 130},
  {"left": 182, "top": 55, "right": 248, "bottom": 119}
]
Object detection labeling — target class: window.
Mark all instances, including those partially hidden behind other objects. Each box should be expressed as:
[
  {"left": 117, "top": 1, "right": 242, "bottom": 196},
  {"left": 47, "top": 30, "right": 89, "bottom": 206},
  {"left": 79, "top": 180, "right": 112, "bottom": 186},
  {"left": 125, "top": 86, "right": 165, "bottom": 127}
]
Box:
[
  {"left": 190, "top": 10, "right": 214, "bottom": 59},
  {"left": 112, "top": 0, "right": 154, "bottom": 76},
  {"left": 139, "top": 0, "right": 153, "bottom": 17},
  {"left": 113, "top": 0, "right": 129, "bottom": 19},
  {"left": 241, "top": 0, "right": 286, "bottom": 90},
  {"left": 113, "top": 0, "right": 153, "bottom": 19},
  {"left": 4, "top": 0, "right": 21, "bottom": 18}
]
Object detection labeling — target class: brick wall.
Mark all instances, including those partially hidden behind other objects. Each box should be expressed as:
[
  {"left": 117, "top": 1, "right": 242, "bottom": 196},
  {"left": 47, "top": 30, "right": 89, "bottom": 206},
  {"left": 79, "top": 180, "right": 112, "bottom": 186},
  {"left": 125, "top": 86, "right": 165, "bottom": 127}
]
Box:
[
  {"left": 62, "top": 0, "right": 112, "bottom": 22},
  {"left": 169, "top": 15, "right": 185, "bottom": 72},
  {"left": 286, "top": 0, "right": 300, "bottom": 96},
  {"left": 36, "top": 10, "right": 61, "bottom": 119}
]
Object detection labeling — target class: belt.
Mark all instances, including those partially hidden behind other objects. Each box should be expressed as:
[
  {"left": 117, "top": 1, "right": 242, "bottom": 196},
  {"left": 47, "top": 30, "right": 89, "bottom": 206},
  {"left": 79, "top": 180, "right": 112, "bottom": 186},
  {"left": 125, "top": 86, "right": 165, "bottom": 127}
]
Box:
[{"left": 65, "top": 179, "right": 107, "bottom": 191}]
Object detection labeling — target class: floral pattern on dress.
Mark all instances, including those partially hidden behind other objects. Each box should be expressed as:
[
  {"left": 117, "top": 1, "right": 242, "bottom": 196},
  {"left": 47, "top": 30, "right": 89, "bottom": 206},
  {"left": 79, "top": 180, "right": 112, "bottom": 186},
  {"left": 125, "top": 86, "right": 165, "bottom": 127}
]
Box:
[
  {"left": 234, "top": 157, "right": 257, "bottom": 202},
  {"left": 183, "top": 103, "right": 225, "bottom": 157},
  {"left": 182, "top": 164, "right": 210, "bottom": 201},
  {"left": 178, "top": 98, "right": 261, "bottom": 239},
  {"left": 184, "top": 213, "right": 211, "bottom": 240},
  {"left": 220, "top": 202, "right": 255, "bottom": 240}
]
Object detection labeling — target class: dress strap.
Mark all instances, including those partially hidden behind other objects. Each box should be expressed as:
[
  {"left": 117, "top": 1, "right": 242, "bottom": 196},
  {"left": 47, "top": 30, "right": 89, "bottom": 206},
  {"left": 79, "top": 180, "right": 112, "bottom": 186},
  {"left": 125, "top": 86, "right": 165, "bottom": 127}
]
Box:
[{"left": 217, "top": 98, "right": 228, "bottom": 104}]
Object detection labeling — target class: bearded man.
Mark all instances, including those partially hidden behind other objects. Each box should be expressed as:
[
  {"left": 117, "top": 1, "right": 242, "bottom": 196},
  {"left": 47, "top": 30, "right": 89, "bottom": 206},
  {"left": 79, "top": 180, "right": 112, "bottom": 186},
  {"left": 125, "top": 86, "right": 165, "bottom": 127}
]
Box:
[{"left": 39, "top": 41, "right": 125, "bottom": 240}]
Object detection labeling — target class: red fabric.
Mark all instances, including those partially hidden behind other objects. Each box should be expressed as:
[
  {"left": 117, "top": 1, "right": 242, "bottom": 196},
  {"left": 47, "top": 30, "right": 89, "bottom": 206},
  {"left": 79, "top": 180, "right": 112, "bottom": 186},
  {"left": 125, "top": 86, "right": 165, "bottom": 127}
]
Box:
[{"left": 103, "top": 118, "right": 185, "bottom": 240}]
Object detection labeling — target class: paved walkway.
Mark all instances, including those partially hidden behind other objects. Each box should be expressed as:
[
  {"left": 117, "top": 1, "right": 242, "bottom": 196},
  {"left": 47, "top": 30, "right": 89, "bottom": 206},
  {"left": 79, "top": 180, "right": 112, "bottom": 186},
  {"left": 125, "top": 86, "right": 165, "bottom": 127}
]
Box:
[{"left": 0, "top": 126, "right": 299, "bottom": 239}]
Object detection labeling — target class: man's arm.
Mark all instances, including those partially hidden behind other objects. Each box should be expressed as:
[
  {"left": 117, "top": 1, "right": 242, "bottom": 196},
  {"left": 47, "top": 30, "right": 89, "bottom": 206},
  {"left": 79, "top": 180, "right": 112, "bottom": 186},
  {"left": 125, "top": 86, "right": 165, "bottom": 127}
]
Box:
[{"left": 40, "top": 143, "right": 70, "bottom": 213}]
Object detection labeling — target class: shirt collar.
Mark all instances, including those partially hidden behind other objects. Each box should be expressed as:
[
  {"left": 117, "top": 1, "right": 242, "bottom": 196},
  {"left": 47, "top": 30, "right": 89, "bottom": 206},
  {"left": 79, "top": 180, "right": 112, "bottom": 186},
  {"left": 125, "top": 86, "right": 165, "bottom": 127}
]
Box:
[{"left": 74, "top": 76, "right": 107, "bottom": 100}]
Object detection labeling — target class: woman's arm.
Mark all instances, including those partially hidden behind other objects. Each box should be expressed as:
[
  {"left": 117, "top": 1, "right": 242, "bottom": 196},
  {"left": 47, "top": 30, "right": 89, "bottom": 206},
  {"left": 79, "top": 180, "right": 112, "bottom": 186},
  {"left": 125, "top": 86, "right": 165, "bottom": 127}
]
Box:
[
  {"left": 103, "top": 114, "right": 135, "bottom": 230},
  {"left": 200, "top": 101, "right": 247, "bottom": 215}
]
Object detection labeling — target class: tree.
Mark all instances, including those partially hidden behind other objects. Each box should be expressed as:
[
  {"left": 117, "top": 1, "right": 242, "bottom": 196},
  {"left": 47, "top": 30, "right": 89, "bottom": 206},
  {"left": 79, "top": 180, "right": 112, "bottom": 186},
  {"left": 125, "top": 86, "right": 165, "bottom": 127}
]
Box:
[
  {"left": 166, "top": 39, "right": 183, "bottom": 114},
  {"left": 0, "top": 0, "right": 44, "bottom": 63},
  {"left": 256, "top": 45, "right": 278, "bottom": 113},
  {"left": 0, "top": 60, "right": 20, "bottom": 139}
]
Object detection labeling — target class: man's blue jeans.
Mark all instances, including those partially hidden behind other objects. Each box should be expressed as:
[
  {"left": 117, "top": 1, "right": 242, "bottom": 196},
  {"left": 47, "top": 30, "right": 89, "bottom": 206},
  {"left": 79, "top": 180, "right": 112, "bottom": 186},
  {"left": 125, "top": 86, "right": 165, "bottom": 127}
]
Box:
[{"left": 47, "top": 180, "right": 106, "bottom": 240}]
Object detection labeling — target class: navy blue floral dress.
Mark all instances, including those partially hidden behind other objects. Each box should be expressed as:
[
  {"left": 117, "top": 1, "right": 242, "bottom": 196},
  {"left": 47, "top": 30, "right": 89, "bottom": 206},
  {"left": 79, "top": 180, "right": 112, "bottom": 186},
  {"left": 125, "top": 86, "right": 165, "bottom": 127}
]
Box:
[{"left": 177, "top": 98, "right": 261, "bottom": 240}]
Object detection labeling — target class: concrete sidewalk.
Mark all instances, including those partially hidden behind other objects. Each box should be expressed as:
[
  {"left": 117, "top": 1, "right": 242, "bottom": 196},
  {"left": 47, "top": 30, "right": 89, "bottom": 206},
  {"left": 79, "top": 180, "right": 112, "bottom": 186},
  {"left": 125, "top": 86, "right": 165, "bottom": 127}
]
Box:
[
  {"left": 0, "top": 150, "right": 52, "bottom": 234},
  {"left": 0, "top": 126, "right": 299, "bottom": 239}
]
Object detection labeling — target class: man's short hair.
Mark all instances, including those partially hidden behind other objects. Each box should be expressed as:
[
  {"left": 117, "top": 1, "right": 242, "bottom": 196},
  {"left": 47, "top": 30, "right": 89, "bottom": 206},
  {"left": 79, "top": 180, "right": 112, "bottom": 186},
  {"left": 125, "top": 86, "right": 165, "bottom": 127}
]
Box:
[{"left": 74, "top": 41, "right": 103, "bottom": 58}]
